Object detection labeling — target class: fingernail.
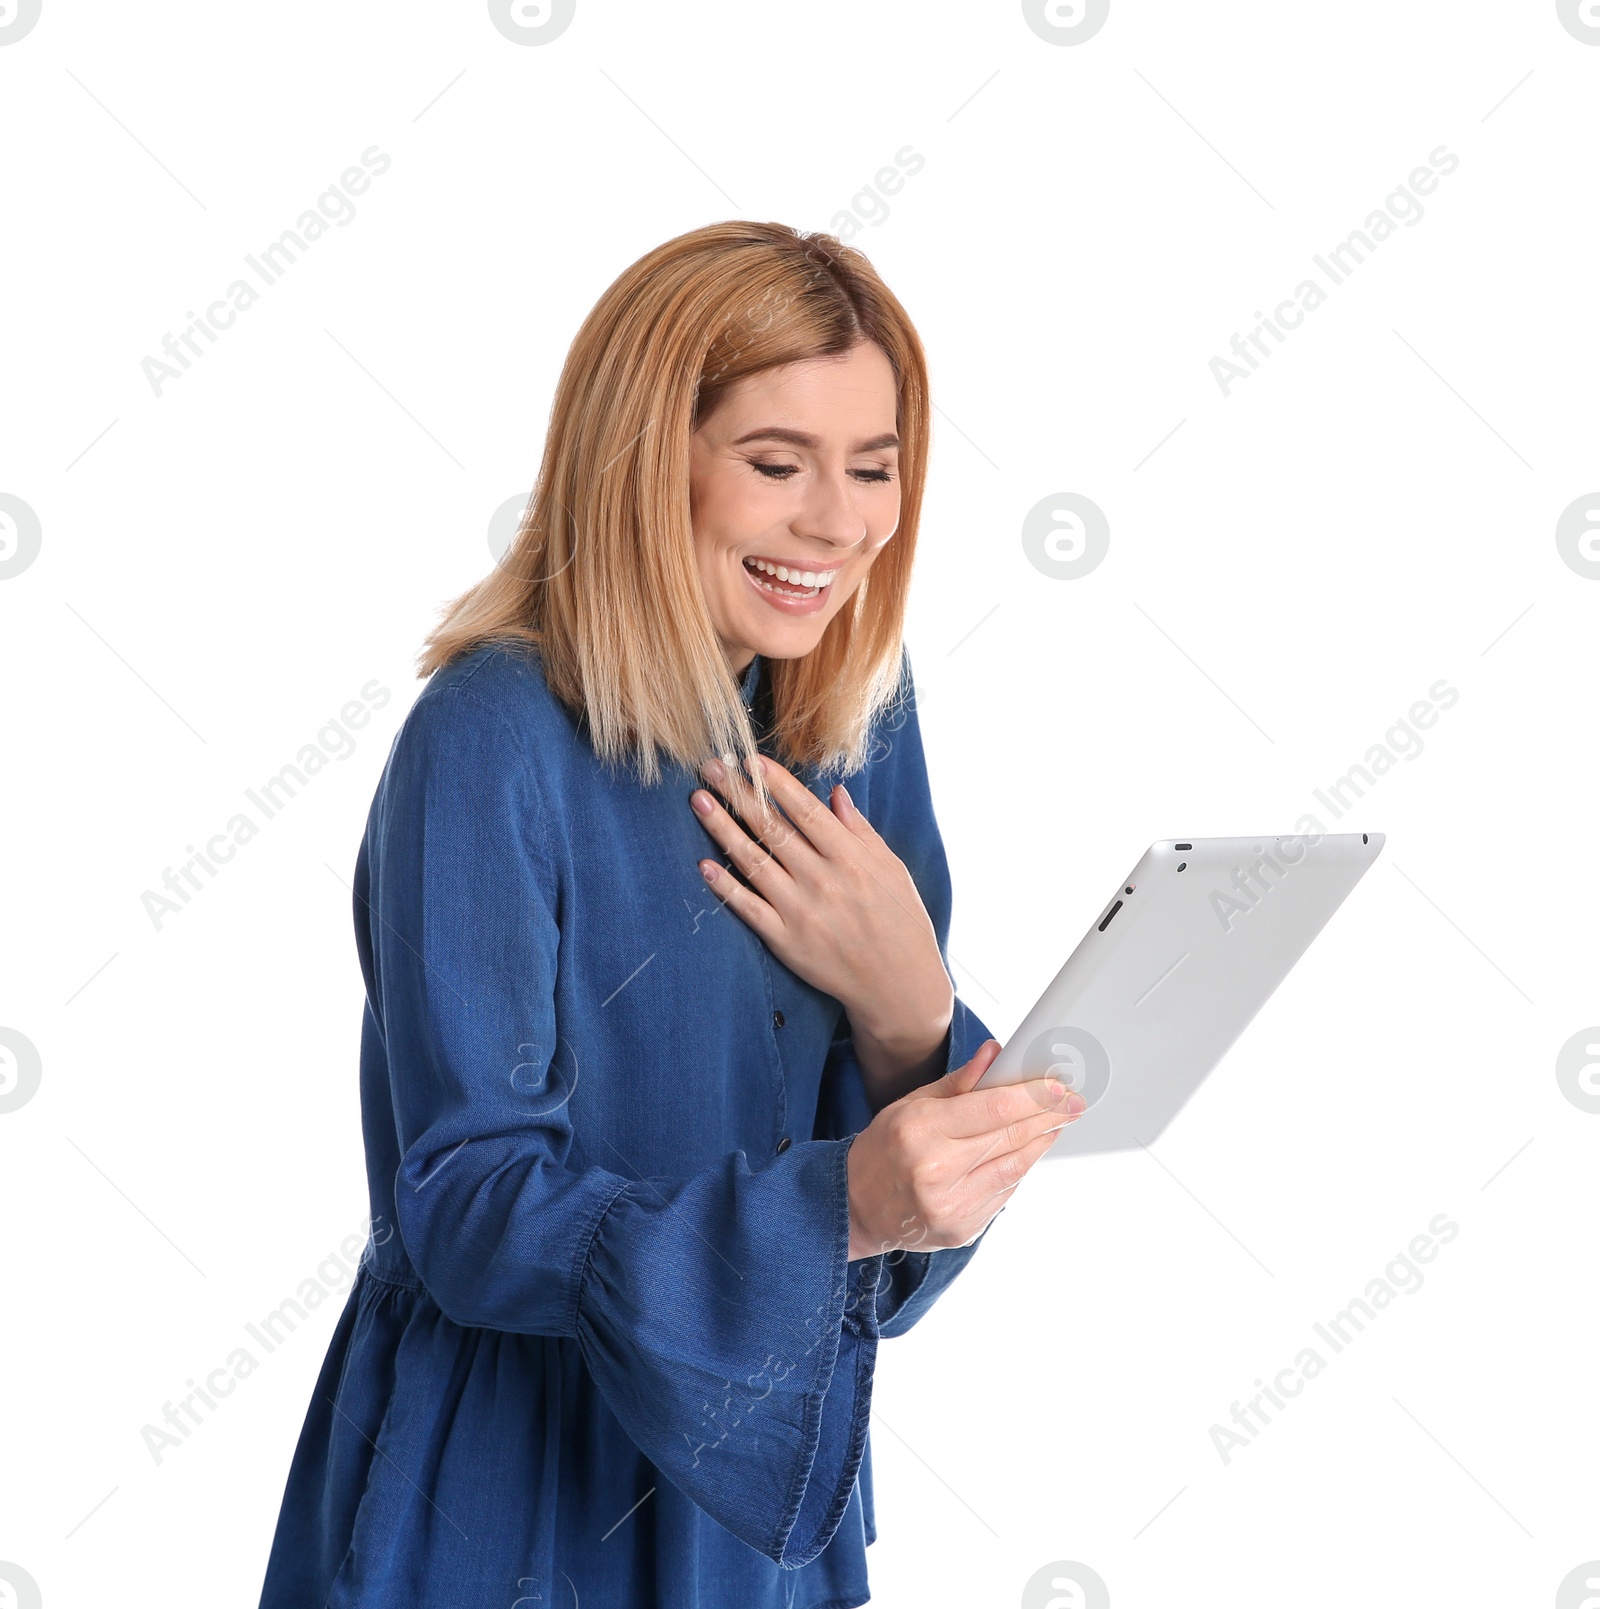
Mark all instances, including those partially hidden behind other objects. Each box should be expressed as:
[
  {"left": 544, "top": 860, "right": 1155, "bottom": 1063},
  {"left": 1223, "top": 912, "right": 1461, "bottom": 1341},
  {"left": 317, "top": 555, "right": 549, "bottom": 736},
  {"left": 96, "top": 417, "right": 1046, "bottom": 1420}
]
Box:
[
  {"left": 701, "top": 758, "right": 725, "bottom": 784},
  {"left": 1045, "top": 1079, "right": 1067, "bottom": 1103},
  {"left": 691, "top": 790, "right": 714, "bottom": 816},
  {"left": 700, "top": 860, "right": 719, "bottom": 882},
  {"left": 1065, "top": 1093, "right": 1087, "bottom": 1115},
  {"left": 837, "top": 783, "right": 854, "bottom": 810}
]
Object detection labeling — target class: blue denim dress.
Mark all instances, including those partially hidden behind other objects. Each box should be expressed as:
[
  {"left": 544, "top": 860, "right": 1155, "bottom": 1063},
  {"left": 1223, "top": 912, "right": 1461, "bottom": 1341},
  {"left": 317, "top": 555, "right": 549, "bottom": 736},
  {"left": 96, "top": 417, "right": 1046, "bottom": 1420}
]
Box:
[{"left": 256, "top": 640, "right": 995, "bottom": 1608}]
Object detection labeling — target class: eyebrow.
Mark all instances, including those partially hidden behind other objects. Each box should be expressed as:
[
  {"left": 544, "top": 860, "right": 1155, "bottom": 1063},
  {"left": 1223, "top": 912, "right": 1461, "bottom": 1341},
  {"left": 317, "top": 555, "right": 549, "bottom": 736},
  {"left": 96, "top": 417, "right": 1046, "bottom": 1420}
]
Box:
[{"left": 731, "top": 426, "right": 900, "bottom": 452}]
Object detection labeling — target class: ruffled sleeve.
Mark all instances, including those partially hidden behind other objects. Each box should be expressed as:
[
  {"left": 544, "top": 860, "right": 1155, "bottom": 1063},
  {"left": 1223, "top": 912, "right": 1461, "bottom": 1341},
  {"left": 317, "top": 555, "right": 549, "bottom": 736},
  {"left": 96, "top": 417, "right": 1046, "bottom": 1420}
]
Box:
[
  {"left": 575, "top": 1140, "right": 885, "bottom": 1565},
  {"left": 359, "top": 678, "right": 885, "bottom": 1568},
  {"left": 810, "top": 648, "right": 999, "bottom": 1336}
]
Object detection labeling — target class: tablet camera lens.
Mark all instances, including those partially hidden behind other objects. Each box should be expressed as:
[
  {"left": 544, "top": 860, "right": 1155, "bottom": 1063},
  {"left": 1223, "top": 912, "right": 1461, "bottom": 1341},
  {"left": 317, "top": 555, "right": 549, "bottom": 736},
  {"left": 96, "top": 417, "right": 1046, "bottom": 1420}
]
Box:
[{"left": 1177, "top": 861, "right": 1186, "bottom": 872}]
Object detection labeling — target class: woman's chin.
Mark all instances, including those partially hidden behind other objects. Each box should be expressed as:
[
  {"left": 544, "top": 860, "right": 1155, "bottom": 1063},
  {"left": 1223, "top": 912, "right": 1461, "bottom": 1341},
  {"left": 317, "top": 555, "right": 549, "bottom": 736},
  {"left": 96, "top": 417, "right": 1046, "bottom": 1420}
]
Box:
[
  {"left": 737, "top": 616, "right": 832, "bottom": 662},
  {"left": 727, "top": 588, "right": 848, "bottom": 661}
]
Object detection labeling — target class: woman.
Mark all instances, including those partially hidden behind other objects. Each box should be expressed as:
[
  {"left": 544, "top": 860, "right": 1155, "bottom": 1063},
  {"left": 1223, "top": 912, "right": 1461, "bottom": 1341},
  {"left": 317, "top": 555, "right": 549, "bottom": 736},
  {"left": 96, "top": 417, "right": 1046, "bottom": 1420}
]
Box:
[{"left": 257, "top": 221, "right": 1082, "bottom": 1609}]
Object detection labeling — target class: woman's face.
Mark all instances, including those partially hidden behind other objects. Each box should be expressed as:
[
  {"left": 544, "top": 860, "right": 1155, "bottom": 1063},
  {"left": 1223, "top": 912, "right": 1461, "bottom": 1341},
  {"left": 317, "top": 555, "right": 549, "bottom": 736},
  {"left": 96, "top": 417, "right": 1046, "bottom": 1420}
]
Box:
[{"left": 688, "top": 340, "right": 902, "bottom": 674}]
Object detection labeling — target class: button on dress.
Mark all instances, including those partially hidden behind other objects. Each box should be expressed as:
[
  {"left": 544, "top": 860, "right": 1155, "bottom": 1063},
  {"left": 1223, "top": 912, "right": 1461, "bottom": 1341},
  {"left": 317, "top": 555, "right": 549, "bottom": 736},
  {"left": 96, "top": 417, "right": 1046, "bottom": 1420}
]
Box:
[{"left": 256, "top": 640, "right": 995, "bottom": 1608}]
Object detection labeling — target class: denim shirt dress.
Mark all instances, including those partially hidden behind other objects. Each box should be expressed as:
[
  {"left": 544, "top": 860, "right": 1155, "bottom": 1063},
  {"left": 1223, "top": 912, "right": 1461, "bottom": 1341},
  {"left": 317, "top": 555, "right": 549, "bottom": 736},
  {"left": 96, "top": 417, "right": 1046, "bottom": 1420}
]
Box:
[{"left": 256, "top": 639, "right": 995, "bottom": 1609}]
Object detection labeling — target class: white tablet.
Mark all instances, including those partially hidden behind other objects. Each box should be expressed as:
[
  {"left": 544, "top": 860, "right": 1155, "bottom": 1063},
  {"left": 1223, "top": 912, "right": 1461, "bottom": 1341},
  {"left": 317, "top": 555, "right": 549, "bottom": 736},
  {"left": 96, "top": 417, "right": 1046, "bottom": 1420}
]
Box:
[{"left": 974, "top": 833, "right": 1385, "bottom": 1157}]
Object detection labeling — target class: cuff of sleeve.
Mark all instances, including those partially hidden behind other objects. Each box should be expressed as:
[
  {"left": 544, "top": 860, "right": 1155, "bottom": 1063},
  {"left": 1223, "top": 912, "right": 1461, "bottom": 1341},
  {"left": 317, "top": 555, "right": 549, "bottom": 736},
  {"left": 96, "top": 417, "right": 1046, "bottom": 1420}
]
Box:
[{"left": 868, "top": 1236, "right": 988, "bottom": 1338}]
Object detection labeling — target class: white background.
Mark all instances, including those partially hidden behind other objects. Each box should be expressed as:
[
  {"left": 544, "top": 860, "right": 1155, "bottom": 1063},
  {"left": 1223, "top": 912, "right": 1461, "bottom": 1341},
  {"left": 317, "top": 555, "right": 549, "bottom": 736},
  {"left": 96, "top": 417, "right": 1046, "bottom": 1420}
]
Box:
[{"left": 2, "top": 2, "right": 1598, "bottom": 1605}]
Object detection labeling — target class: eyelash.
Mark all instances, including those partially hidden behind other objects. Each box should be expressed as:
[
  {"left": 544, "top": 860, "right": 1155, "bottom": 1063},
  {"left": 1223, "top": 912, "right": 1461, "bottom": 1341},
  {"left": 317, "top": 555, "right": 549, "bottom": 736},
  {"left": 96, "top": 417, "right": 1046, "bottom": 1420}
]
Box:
[{"left": 750, "top": 461, "right": 894, "bottom": 484}]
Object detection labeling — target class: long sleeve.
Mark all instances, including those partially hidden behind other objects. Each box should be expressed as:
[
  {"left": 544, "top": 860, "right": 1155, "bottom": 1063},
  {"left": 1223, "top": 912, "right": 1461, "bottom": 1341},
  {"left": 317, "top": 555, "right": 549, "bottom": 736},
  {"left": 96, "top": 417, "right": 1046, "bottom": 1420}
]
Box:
[
  {"left": 811, "top": 648, "right": 998, "bottom": 1337},
  {"left": 356, "top": 681, "right": 884, "bottom": 1568}
]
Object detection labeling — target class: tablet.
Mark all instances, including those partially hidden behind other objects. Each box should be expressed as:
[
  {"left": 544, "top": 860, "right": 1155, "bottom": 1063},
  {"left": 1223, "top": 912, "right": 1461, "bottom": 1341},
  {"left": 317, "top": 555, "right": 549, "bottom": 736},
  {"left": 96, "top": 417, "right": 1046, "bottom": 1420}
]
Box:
[{"left": 973, "top": 833, "right": 1385, "bottom": 1157}]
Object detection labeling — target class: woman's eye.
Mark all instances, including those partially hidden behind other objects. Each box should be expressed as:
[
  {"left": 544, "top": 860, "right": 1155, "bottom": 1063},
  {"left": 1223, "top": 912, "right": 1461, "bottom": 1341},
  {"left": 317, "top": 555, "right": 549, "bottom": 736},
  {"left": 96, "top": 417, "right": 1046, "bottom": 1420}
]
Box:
[{"left": 749, "top": 461, "right": 895, "bottom": 483}]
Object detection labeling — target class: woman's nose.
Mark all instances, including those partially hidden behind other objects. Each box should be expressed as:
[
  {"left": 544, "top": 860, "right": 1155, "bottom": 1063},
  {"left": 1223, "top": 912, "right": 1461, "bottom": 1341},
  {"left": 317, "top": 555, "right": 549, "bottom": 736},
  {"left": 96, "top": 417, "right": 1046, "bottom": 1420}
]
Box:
[{"left": 793, "top": 470, "right": 871, "bottom": 549}]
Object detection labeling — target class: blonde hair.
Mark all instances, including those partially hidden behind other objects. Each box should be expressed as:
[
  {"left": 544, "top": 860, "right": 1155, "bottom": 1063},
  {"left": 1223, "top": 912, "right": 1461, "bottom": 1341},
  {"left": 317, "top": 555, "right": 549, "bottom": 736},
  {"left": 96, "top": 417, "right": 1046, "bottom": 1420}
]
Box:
[{"left": 418, "top": 220, "right": 929, "bottom": 785}]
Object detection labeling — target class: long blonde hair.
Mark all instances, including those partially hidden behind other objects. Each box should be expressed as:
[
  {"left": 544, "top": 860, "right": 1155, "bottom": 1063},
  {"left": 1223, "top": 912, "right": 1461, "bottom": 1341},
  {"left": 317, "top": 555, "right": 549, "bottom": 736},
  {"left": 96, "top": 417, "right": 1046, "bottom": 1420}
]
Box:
[{"left": 418, "top": 220, "right": 929, "bottom": 784}]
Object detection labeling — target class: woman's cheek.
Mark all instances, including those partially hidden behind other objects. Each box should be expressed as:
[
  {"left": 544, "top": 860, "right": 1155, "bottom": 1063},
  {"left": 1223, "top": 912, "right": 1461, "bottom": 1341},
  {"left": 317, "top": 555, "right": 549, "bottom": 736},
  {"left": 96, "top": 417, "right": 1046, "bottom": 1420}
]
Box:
[{"left": 831, "top": 572, "right": 868, "bottom": 612}]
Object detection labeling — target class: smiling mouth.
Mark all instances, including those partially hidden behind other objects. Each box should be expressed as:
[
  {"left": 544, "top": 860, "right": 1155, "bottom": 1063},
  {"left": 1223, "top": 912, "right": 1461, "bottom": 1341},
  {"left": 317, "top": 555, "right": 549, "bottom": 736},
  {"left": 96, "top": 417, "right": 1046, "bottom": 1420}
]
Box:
[{"left": 742, "top": 556, "right": 838, "bottom": 599}]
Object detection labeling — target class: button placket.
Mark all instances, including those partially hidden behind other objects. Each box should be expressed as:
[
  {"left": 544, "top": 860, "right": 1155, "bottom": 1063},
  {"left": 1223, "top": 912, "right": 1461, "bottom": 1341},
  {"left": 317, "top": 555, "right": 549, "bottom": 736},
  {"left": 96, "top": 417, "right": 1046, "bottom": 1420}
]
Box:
[
  {"left": 770, "top": 1005, "right": 789, "bottom": 1152},
  {"left": 759, "top": 984, "right": 785, "bottom": 1152},
  {"left": 755, "top": 946, "right": 790, "bottom": 1161}
]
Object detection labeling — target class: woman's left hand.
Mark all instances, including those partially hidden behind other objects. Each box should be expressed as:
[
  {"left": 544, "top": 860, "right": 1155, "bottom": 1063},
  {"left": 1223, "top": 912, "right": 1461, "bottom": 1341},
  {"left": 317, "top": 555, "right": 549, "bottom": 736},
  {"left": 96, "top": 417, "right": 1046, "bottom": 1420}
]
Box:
[{"left": 690, "top": 754, "right": 954, "bottom": 1098}]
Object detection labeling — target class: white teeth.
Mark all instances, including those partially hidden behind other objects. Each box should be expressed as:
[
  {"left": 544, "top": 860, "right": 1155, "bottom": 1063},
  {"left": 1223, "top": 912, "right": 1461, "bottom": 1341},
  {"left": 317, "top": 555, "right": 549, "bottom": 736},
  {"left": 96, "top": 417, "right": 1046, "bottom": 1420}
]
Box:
[{"left": 744, "top": 558, "right": 836, "bottom": 591}]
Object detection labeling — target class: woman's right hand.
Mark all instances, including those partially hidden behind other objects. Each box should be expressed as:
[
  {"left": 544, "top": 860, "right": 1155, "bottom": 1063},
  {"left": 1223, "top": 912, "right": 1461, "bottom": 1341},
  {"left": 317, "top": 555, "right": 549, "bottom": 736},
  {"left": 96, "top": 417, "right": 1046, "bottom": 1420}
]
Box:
[{"left": 844, "top": 1039, "right": 1085, "bottom": 1260}]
